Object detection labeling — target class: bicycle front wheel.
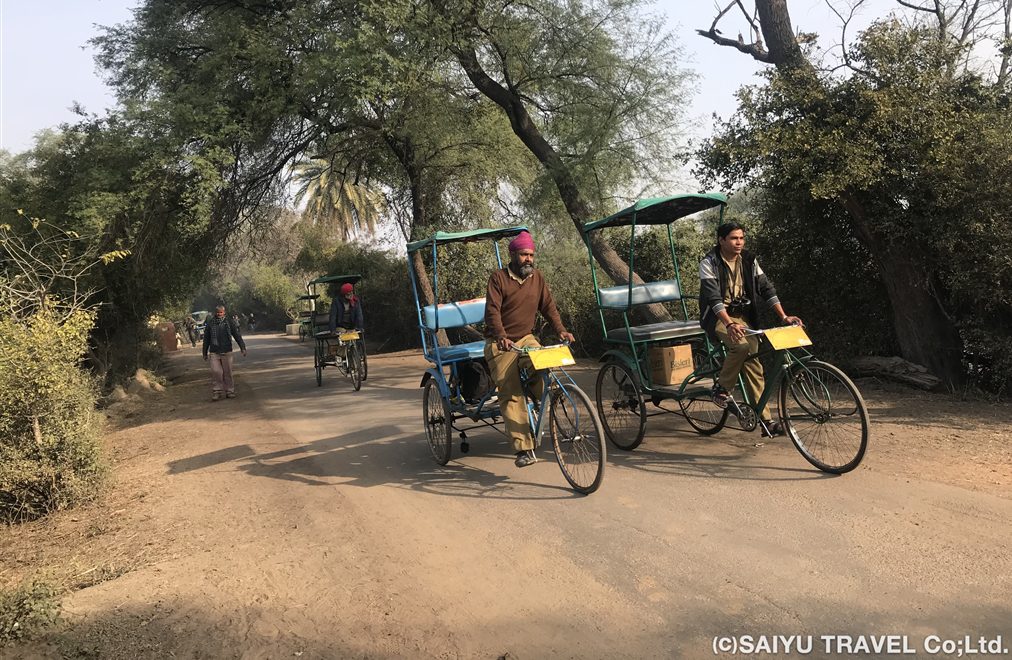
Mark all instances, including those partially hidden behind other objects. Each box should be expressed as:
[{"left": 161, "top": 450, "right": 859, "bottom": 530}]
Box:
[
  {"left": 549, "top": 384, "right": 606, "bottom": 494},
  {"left": 779, "top": 360, "right": 868, "bottom": 474},
  {"left": 314, "top": 343, "right": 323, "bottom": 387},
  {"left": 358, "top": 339, "right": 368, "bottom": 381},
  {"left": 347, "top": 344, "right": 363, "bottom": 391}
]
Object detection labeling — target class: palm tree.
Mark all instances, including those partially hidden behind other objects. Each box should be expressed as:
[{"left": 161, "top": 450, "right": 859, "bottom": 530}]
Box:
[{"left": 292, "top": 159, "right": 385, "bottom": 240}]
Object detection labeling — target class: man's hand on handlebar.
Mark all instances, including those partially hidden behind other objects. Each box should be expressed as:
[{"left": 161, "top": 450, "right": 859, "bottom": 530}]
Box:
[
  {"left": 782, "top": 315, "right": 804, "bottom": 327},
  {"left": 496, "top": 336, "right": 515, "bottom": 351},
  {"left": 560, "top": 331, "right": 575, "bottom": 345}
]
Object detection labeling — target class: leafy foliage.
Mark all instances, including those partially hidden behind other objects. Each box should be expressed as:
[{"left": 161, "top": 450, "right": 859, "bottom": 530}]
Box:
[
  {"left": 0, "top": 579, "right": 60, "bottom": 645},
  {"left": 698, "top": 21, "right": 1012, "bottom": 390},
  {"left": 0, "top": 309, "right": 105, "bottom": 523}
]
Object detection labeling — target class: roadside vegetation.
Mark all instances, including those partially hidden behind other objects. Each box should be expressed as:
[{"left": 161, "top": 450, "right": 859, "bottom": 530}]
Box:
[{"left": 1, "top": 0, "right": 1009, "bottom": 642}]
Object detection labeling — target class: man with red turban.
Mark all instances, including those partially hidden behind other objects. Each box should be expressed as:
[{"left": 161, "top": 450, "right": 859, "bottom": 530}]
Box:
[
  {"left": 329, "top": 282, "right": 364, "bottom": 333},
  {"left": 484, "top": 230, "right": 575, "bottom": 467}
]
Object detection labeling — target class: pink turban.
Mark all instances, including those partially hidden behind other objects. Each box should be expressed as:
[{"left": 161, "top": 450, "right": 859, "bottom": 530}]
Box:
[{"left": 508, "top": 231, "right": 535, "bottom": 252}]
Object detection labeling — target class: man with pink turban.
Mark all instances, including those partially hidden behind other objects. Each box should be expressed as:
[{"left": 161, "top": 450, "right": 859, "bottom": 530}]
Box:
[{"left": 484, "top": 230, "right": 575, "bottom": 467}]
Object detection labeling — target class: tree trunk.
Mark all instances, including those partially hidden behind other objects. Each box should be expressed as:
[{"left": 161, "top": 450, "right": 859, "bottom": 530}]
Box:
[
  {"left": 454, "top": 47, "right": 671, "bottom": 323},
  {"left": 385, "top": 133, "right": 450, "bottom": 346},
  {"left": 841, "top": 194, "right": 965, "bottom": 388},
  {"left": 754, "top": 0, "right": 807, "bottom": 68}
]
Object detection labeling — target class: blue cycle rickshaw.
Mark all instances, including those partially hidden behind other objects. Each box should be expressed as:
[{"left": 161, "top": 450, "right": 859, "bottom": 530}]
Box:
[{"left": 407, "top": 226, "right": 606, "bottom": 494}]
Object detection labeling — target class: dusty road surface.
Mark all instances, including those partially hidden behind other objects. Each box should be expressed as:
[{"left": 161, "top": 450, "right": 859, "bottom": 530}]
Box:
[{"left": 7, "top": 334, "right": 1011, "bottom": 659}]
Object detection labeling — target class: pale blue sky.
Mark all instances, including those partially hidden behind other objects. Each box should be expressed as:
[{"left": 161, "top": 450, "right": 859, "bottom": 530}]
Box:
[{"left": 0, "top": 0, "right": 894, "bottom": 155}]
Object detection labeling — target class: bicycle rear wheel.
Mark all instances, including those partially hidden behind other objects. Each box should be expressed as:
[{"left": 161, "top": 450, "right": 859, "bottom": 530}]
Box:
[
  {"left": 423, "top": 378, "right": 452, "bottom": 465},
  {"left": 595, "top": 361, "right": 646, "bottom": 450},
  {"left": 347, "top": 344, "right": 363, "bottom": 391},
  {"left": 549, "top": 384, "right": 606, "bottom": 494},
  {"left": 677, "top": 346, "right": 728, "bottom": 435},
  {"left": 779, "top": 360, "right": 868, "bottom": 474}
]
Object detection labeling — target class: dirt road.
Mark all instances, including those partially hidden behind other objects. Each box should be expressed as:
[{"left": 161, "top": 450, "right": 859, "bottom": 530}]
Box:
[{"left": 8, "top": 334, "right": 1011, "bottom": 659}]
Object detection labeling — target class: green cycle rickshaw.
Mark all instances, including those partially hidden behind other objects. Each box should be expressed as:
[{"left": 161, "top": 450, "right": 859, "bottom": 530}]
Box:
[
  {"left": 581, "top": 193, "right": 869, "bottom": 474},
  {"left": 307, "top": 273, "right": 368, "bottom": 388}
]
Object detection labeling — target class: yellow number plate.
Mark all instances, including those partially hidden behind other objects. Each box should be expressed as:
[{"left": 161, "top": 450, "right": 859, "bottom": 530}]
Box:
[
  {"left": 526, "top": 345, "right": 576, "bottom": 370},
  {"left": 764, "top": 326, "right": 813, "bottom": 349},
  {"left": 339, "top": 331, "right": 360, "bottom": 342}
]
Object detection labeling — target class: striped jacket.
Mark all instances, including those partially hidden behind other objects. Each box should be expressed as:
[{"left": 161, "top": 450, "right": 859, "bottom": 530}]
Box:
[{"left": 698, "top": 248, "right": 779, "bottom": 337}]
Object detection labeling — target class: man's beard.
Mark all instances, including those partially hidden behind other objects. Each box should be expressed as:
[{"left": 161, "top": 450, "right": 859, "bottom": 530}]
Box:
[{"left": 517, "top": 263, "right": 534, "bottom": 277}]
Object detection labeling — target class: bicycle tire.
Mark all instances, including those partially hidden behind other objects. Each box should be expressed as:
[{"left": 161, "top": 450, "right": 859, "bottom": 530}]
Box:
[
  {"left": 677, "top": 345, "right": 728, "bottom": 435},
  {"left": 595, "top": 361, "right": 646, "bottom": 450},
  {"left": 359, "top": 339, "right": 368, "bottom": 381},
  {"left": 347, "top": 344, "right": 363, "bottom": 391},
  {"left": 315, "top": 344, "right": 323, "bottom": 387},
  {"left": 549, "top": 384, "right": 606, "bottom": 494},
  {"left": 422, "top": 378, "right": 452, "bottom": 465},
  {"left": 779, "top": 360, "right": 868, "bottom": 474}
]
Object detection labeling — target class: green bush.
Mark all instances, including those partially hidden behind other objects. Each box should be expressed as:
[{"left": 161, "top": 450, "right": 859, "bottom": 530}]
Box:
[
  {"left": 0, "top": 309, "right": 105, "bottom": 523},
  {"left": 0, "top": 579, "right": 60, "bottom": 645},
  {"left": 0, "top": 579, "right": 59, "bottom": 643}
]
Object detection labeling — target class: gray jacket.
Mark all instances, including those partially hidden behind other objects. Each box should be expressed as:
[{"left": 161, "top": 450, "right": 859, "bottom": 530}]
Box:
[{"left": 203, "top": 316, "right": 246, "bottom": 356}]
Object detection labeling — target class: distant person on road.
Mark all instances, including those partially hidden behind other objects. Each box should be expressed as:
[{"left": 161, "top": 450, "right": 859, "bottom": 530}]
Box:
[
  {"left": 183, "top": 314, "right": 197, "bottom": 347},
  {"left": 247, "top": 312, "right": 257, "bottom": 332},
  {"left": 202, "top": 305, "right": 247, "bottom": 401},
  {"left": 329, "top": 283, "right": 364, "bottom": 333}
]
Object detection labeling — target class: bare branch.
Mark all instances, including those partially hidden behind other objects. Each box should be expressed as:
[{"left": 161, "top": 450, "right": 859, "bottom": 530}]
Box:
[{"left": 696, "top": 27, "right": 776, "bottom": 62}]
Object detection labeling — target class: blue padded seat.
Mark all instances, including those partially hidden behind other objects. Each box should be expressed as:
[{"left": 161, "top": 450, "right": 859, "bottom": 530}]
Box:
[
  {"left": 598, "top": 279, "right": 681, "bottom": 309},
  {"left": 428, "top": 340, "right": 487, "bottom": 363},
  {"left": 606, "top": 320, "right": 703, "bottom": 343},
  {"left": 422, "top": 298, "right": 486, "bottom": 329},
  {"left": 421, "top": 298, "right": 487, "bottom": 363}
]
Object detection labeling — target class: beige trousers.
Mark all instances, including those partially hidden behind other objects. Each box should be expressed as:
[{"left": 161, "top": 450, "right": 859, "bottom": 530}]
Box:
[
  {"left": 208, "top": 352, "right": 235, "bottom": 394},
  {"left": 484, "top": 335, "right": 543, "bottom": 452},
  {"left": 714, "top": 318, "right": 770, "bottom": 421}
]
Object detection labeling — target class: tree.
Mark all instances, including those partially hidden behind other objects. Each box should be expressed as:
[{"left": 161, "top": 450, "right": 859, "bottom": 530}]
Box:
[
  {"left": 696, "top": 0, "right": 1012, "bottom": 388},
  {"left": 430, "top": 0, "right": 697, "bottom": 322},
  {"left": 292, "top": 158, "right": 386, "bottom": 240}
]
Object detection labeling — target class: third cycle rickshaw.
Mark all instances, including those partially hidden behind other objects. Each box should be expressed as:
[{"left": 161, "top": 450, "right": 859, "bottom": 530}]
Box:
[
  {"left": 307, "top": 273, "right": 368, "bottom": 389},
  {"left": 407, "top": 226, "right": 606, "bottom": 494},
  {"left": 580, "top": 193, "right": 869, "bottom": 474}
]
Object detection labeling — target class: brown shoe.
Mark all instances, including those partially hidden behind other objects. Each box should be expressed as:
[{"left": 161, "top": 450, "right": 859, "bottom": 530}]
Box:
[
  {"left": 225, "top": 392, "right": 236, "bottom": 399},
  {"left": 211, "top": 392, "right": 221, "bottom": 401},
  {"left": 761, "top": 421, "right": 784, "bottom": 438}
]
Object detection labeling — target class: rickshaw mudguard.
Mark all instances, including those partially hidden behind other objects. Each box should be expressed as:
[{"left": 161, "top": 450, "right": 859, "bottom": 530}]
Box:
[
  {"left": 419, "top": 368, "right": 452, "bottom": 399},
  {"left": 598, "top": 349, "right": 639, "bottom": 373}
]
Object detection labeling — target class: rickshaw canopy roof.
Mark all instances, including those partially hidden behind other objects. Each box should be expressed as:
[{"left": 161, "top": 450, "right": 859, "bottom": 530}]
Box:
[
  {"left": 406, "top": 225, "right": 529, "bottom": 253},
  {"left": 296, "top": 294, "right": 319, "bottom": 300},
  {"left": 582, "top": 193, "right": 728, "bottom": 232},
  {"left": 308, "top": 274, "right": 362, "bottom": 286}
]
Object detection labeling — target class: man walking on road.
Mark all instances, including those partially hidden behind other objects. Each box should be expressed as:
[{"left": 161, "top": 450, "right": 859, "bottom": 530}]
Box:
[
  {"left": 203, "top": 305, "right": 247, "bottom": 401},
  {"left": 483, "top": 231, "right": 575, "bottom": 468}
]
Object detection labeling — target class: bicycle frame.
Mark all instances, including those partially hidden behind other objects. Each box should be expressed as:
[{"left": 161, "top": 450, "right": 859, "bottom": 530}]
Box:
[
  {"left": 681, "top": 339, "right": 818, "bottom": 418},
  {"left": 517, "top": 358, "right": 582, "bottom": 449}
]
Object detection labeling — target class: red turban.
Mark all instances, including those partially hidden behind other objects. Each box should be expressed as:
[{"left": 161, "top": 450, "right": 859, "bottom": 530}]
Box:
[
  {"left": 508, "top": 231, "right": 535, "bottom": 252},
  {"left": 340, "top": 283, "right": 354, "bottom": 295}
]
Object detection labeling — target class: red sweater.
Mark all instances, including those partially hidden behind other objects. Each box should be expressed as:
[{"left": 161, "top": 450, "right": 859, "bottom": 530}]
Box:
[{"left": 484, "top": 267, "right": 567, "bottom": 341}]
